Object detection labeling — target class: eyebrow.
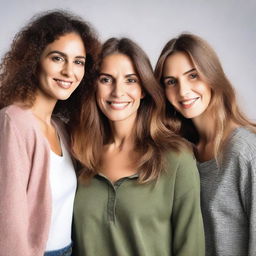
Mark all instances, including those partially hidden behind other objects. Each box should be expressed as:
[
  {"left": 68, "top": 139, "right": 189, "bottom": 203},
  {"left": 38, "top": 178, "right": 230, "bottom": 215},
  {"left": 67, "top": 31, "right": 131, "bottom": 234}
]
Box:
[
  {"left": 163, "top": 76, "right": 175, "bottom": 81},
  {"left": 125, "top": 73, "right": 138, "bottom": 78},
  {"left": 98, "top": 73, "right": 138, "bottom": 78},
  {"left": 46, "top": 50, "right": 86, "bottom": 59},
  {"left": 98, "top": 72, "right": 112, "bottom": 78},
  {"left": 163, "top": 68, "right": 196, "bottom": 81},
  {"left": 183, "top": 68, "right": 196, "bottom": 75}
]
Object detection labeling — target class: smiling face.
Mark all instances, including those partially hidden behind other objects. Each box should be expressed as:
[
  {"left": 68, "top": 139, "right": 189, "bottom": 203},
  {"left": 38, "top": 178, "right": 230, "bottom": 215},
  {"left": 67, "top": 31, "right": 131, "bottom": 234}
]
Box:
[
  {"left": 162, "top": 51, "right": 211, "bottom": 121},
  {"left": 96, "top": 53, "right": 143, "bottom": 124},
  {"left": 37, "top": 32, "right": 86, "bottom": 103}
]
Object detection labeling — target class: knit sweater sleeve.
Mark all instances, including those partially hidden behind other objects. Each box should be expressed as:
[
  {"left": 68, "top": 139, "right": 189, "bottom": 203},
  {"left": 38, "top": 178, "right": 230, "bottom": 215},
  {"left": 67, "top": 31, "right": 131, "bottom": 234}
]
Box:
[
  {"left": 221, "top": 128, "right": 256, "bottom": 256},
  {"left": 171, "top": 152, "right": 205, "bottom": 256},
  {"left": 241, "top": 155, "right": 256, "bottom": 256},
  {"left": 0, "top": 112, "right": 33, "bottom": 255}
]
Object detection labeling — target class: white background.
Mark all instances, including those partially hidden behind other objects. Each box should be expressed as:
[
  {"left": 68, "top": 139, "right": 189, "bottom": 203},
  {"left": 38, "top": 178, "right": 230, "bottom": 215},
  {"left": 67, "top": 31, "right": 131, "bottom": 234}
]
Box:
[{"left": 1, "top": 0, "right": 255, "bottom": 120}]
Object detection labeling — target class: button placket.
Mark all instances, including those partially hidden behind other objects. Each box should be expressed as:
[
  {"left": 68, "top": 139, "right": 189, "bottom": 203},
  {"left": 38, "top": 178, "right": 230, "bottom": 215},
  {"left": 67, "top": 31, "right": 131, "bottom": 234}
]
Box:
[
  {"left": 107, "top": 185, "right": 116, "bottom": 222},
  {"left": 107, "top": 178, "right": 126, "bottom": 223}
]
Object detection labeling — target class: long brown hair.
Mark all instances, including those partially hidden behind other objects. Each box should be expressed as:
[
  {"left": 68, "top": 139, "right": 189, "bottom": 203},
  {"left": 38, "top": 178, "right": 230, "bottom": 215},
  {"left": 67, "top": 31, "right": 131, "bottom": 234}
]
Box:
[
  {"left": 0, "top": 10, "right": 100, "bottom": 121},
  {"left": 155, "top": 33, "right": 256, "bottom": 158},
  {"left": 71, "top": 38, "right": 187, "bottom": 183}
]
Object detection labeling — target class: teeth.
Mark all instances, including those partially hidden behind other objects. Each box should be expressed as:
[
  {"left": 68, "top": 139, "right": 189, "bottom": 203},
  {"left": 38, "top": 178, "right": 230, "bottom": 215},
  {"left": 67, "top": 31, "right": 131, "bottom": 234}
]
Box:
[
  {"left": 181, "top": 98, "right": 197, "bottom": 105},
  {"left": 55, "top": 79, "right": 72, "bottom": 87},
  {"left": 110, "top": 102, "right": 129, "bottom": 107}
]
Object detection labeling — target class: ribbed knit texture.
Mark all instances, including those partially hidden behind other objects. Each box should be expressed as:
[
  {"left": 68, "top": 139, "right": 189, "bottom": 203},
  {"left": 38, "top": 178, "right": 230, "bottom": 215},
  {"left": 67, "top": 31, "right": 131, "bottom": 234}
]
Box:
[{"left": 198, "top": 127, "right": 256, "bottom": 256}]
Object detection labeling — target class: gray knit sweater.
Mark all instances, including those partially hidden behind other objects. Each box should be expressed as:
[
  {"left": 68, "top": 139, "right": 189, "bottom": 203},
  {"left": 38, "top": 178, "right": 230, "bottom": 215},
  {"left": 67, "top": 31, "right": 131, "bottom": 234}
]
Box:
[{"left": 197, "top": 127, "right": 256, "bottom": 256}]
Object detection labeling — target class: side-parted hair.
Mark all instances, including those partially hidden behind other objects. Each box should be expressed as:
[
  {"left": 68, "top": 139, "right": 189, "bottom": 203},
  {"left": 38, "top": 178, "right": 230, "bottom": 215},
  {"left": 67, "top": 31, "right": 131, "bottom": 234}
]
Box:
[
  {"left": 155, "top": 33, "right": 256, "bottom": 158},
  {"left": 71, "top": 37, "right": 188, "bottom": 183},
  {"left": 0, "top": 10, "right": 100, "bottom": 120}
]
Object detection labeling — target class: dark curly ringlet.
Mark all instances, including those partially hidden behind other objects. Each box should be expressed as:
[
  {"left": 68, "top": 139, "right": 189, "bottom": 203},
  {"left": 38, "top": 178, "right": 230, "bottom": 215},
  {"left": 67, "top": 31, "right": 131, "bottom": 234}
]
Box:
[{"left": 0, "top": 9, "right": 101, "bottom": 121}]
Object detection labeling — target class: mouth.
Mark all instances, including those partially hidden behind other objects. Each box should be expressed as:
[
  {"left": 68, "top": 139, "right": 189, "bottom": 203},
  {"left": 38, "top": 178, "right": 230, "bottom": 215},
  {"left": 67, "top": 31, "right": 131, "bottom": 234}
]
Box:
[
  {"left": 179, "top": 97, "right": 200, "bottom": 109},
  {"left": 53, "top": 79, "right": 73, "bottom": 89},
  {"left": 107, "top": 101, "right": 130, "bottom": 110}
]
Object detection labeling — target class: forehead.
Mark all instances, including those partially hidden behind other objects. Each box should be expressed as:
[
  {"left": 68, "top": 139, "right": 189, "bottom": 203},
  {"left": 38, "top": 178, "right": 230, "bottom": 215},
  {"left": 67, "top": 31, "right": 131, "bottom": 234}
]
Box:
[
  {"left": 42, "top": 32, "right": 86, "bottom": 56},
  {"left": 100, "top": 53, "right": 136, "bottom": 74},
  {"left": 163, "top": 51, "right": 195, "bottom": 76}
]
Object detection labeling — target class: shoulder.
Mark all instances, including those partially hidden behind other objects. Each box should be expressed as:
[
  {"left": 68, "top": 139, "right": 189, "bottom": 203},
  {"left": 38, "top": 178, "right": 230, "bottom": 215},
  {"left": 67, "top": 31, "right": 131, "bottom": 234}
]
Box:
[
  {"left": 165, "top": 149, "right": 199, "bottom": 183},
  {"left": 165, "top": 149, "right": 197, "bottom": 171},
  {"left": 162, "top": 149, "right": 200, "bottom": 200},
  {"left": 0, "top": 105, "right": 45, "bottom": 147},
  {"left": 0, "top": 105, "right": 35, "bottom": 130},
  {"left": 225, "top": 127, "right": 256, "bottom": 161}
]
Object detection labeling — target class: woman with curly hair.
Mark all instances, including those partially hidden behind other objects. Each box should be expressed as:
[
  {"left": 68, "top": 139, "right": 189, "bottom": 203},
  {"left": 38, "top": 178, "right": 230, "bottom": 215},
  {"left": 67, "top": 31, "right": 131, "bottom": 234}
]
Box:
[
  {"left": 155, "top": 33, "right": 256, "bottom": 256},
  {"left": 0, "top": 10, "right": 100, "bottom": 256},
  {"left": 71, "top": 37, "right": 205, "bottom": 256}
]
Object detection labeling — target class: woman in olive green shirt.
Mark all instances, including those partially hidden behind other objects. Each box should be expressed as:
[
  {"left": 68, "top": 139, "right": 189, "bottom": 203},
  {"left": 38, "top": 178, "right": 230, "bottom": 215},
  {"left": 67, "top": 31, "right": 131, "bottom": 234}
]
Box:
[{"left": 71, "top": 37, "right": 205, "bottom": 256}]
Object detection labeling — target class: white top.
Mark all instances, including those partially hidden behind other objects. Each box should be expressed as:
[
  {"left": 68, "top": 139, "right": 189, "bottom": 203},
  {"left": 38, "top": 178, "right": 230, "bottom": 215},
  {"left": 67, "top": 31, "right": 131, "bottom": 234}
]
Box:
[{"left": 46, "top": 138, "right": 77, "bottom": 251}]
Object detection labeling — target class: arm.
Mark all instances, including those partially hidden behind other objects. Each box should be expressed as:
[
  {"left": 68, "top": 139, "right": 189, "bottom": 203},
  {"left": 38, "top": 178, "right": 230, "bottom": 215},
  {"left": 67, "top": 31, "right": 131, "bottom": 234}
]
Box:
[
  {"left": 242, "top": 156, "right": 256, "bottom": 256},
  {"left": 0, "top": 113, "right": 31, "bottom": 255},
  {"left": 171, "top": 152, "right": 205, "bottom": 256}
]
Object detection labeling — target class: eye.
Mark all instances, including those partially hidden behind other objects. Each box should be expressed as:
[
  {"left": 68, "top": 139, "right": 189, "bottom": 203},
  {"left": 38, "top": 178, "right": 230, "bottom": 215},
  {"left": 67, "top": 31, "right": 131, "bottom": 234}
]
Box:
[
  {"left": 98, "top": 76, "right": 112, "bottom": 84},
  {"left": 74, "top": 59, "right": 85, "bottom": 66},
  {"left": 51, "top": 55, "right": 64, "bottom": 62},
  {"left": 189, "top": 73, "right": 198, "bottom": 79},
  {"left": 164, "top": 78, "right": 177, "bottom": 87},
  {"left": 126, "top": 77, "right": 138, "bottom": 83}
]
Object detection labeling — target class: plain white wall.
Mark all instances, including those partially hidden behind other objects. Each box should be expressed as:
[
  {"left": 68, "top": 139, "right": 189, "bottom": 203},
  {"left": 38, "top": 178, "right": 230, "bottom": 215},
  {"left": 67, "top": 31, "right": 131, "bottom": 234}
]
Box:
[{"left": 1, "top": 0, "right": 255, "bottom": 120}]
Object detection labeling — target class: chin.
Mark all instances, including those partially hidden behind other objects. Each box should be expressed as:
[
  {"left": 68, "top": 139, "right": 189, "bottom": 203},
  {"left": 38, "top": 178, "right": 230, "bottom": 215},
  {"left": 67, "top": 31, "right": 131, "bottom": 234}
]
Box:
[
  {"left": 108, "top": 115, "right": 130, "bottom": 122},
  {"left": 57, "top": 93, "right": 73, "bottom": 101},
  {"left": 180, "top": 111, "right": 199, "bottom": 119}
]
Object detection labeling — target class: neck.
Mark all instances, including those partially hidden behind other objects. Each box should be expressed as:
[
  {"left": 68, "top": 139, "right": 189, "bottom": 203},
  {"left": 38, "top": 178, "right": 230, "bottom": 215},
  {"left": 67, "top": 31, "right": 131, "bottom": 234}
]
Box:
[
  {"left": 192, "top": 114, "right": 216, "bottom": 143},
  {"left": 110, "top": 117, "right": 136, "bottom": 149},
  {"left": 30, "top": 90, "right": 57, "bottom": 125}
]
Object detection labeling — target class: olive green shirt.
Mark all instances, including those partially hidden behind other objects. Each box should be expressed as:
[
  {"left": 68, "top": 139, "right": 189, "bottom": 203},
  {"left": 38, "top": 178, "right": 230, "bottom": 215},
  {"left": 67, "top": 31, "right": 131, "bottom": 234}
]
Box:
[{"left": 73, "top": 151, "right": 205, "bottom": 256}]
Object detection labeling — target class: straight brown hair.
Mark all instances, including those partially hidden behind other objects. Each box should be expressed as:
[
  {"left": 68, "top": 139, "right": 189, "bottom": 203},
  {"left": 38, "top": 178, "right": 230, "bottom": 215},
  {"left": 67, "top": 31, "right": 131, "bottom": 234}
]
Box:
[
  {"left": 155, "top": 33, "right": 256, "bottom": 158},
  {"left": 71, "top": 38, "right": 188, "bottom": 183}
]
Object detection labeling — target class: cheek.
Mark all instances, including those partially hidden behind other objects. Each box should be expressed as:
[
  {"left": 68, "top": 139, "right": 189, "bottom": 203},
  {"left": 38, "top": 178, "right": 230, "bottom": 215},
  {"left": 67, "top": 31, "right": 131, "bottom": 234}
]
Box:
[
  {"left": 95, "top": 89, "right": 101, "bottom": 105},
  {"left": 165, "top": 89, "right": 176, "bottom": 104},
  {"left": 197, "top": 83, "right": 212, "bottom": 101},
  {"left": 95, "top": 90, "right": 108, "bottom": 115},
  {"left": 38, "top": 68, "right": 50, "bottom": 86},
  {"left": 130, "top": 86, "right": 143, "bottom": 100},
  {"left": 96, "top": 85, "right": 108, "bottom": 104},
  {"left": 77, "top": 68, "right": 85, "bottom": 81},
  {"left": 206, "top": 87, "right": 212, "bottom": 100},
  {"left": 41, "top": 61, "right": 58, "bottom": 77},
  {"left": 206, "top": 90, "right": 212, "bottom": 105}
]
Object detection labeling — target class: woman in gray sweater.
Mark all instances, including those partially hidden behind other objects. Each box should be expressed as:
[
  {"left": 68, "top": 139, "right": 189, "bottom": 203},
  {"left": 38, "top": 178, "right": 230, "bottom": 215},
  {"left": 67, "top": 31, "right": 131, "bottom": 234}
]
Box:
[{"left": 155, "top": 33, "right": 256, "bottom": 256}]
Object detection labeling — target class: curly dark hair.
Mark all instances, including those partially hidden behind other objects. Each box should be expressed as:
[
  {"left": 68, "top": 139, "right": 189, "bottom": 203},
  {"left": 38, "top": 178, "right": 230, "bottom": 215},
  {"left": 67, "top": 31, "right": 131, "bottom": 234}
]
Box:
[{"left": 0, "top": 9, "right": 101, "bottom": 121}]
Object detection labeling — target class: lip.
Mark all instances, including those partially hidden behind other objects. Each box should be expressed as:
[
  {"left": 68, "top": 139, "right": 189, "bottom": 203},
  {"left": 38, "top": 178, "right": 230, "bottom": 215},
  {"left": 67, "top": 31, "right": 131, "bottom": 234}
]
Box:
[
  {"left": 107, "top": 101, "right": 130, "bottom": 110},
  {"left": 53, "top": 78, "right": 73, "bottom": 89},
  {"left": 179, "top": 97, "right": 199, "bottom": 109}
]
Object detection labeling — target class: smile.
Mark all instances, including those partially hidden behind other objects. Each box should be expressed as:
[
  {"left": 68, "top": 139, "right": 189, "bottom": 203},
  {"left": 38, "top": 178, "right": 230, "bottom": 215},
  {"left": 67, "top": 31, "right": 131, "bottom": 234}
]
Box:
[
  {"left": 179, "top": 97, "right": 199, "bottom": 109},
  {"left": 107, "top": 101, "right": 130, "bottom": 110},
  {"left": 54, "top": 79, "right": 73, "bottom": 89}
]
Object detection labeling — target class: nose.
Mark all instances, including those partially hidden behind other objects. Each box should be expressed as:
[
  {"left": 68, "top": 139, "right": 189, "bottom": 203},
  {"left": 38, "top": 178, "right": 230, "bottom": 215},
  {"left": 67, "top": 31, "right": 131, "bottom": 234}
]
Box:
[
  {"left": 112, "top": 80, "right": 125, "bottom": 97},
  {"left": 178, "top": 80, "right": 191, "bottom": 97},
  {"left": 61, "top": 62, "right": 74, "bottom": 77}
]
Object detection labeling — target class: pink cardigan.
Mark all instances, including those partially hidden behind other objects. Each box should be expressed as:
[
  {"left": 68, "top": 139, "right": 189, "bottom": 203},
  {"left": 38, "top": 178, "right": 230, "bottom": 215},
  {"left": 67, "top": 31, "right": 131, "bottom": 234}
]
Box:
[{"left": 0, "top": 105, "right": 71, "bottom": 256}]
